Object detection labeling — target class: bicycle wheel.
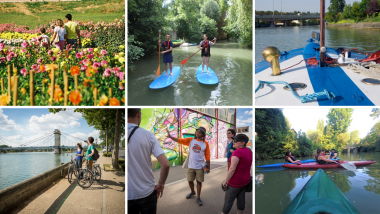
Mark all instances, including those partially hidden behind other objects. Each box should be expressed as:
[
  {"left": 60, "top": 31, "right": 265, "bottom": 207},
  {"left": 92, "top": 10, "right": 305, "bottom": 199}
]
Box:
[
  {"left": 77, "top": 168, "right": 93, "bottom": 188},
  {"left": 67, "top": 166, "right": 73, "bottom": 183},
  {"left": 73, "top": 163, "right": 78, "bottom": 176},
  {"left": 94, "top": 166, "right": 101, "bottom": 181}
]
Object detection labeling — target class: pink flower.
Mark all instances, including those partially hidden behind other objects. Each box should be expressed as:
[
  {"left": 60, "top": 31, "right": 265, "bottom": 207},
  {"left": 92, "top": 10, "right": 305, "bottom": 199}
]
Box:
[
  {"left": 31, "top": 64, "right": 38, "bottom": 71},
  {"left": 20, "top": 68, "right": 28, "bottom": 77},
  {"left": 48, "top": 50, "right": 53, "bottom": 56},
  {"left": 101, "top": 50, "right": 107, "bottom": 56},
  {"left": 27, "top": 53, "right": 31, "bottom": 58},
  {"left": 83, "top": 59, "right": 91, "bottom": 66},
  {"left": 88, "top": 48, "right": 93, "bottom": 53},
  {"left": 80, "top": 65, "right": 87, "bottom": 71},
  {"left": 0, "top": 57, "right": 5, "bottom": 63},
  {"left": 31, "top": 37, "right": 37, "bottom": 42},
  {"left": 0, "top": 43, "right": 4, "bottom": 51},
  {"left": 112, "top": 67, "right": 120, "bottom": 74},
  {"left": 118, "top": 72, "right": 125, "bottom": 81},
  {"left": 6, "top": 55, "right": 12, "bottom": 61},
  {"left": 87, "top": 54, "right": 94, "bottom": 59},
  {"left": 103, "top": 68, "right": 111, "bottom": 77},
  {"left": 9, "top": 52, "right": 15, "bottom": 57},
  {"left": 93, "top": 62, "right": 100, "bottom": 69},
  {"left": 21, "top": 49, "right": 27, "bottom": 53},
  {"left": 119, "top": 85, "right": 124, "bottom": 90},
  {"left": 101, "top": 60, "right": 108, "bottom": 67},
  {"left": 37, "top": 59, "right": 42, "bottom": 64},
  {"left": 51, "top": 56, "right": 56, "bottom": 61},
  {"left": 76, "top": 53, "right": 82, "bottom": 59},
  {"left": 21, "top": 42, "right": 28, "bottom": 48}
]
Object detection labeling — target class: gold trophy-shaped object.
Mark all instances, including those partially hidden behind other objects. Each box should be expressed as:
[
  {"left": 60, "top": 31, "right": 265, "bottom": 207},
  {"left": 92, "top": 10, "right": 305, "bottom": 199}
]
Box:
[{"left": 262, "top": 46, "right": 281, "bottom": 76}]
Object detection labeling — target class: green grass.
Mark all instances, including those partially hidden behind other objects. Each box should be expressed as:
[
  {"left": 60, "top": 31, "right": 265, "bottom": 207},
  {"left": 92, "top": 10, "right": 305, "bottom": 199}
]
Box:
[{"left": 335, "top": 19, "right": 357, "bottom": 24}]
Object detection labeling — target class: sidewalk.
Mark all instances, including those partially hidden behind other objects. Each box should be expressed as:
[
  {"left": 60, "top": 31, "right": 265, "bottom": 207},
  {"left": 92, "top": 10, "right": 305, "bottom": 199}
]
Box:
[
  {"left": 153, "top": 159, "right": 253, "bottom": 214},
  {"left": 11, "top": 153, "right": 125, "bottom": 214}
]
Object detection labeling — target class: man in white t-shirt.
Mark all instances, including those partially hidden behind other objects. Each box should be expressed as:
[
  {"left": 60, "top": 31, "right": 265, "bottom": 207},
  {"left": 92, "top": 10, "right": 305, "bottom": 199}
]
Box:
[
  {"left": 128, "top": 109, "right": 170, "bottom": 214},
  {"left": 166, "top": 127, "right": 211, "bottom": 206}
]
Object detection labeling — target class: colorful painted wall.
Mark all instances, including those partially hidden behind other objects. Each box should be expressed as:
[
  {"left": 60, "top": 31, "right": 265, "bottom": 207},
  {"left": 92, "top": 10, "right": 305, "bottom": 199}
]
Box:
[{"left": 140, "top": 108, "right": 235, "bottom": 169}]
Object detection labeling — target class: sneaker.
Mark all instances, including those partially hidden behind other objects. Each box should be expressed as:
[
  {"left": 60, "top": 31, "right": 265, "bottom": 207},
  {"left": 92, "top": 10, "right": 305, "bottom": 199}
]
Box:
[
  {"left": 186, "top": 192, "right": 196, "bottom": 199},
  {"left": 196, "top": 198, "right": 203, "bottom": 206}
]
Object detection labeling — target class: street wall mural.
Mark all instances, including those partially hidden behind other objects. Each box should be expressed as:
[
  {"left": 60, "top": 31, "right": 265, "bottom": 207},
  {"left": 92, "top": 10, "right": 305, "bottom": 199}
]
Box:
[{"left": 140, "top": 108, "right": 235, "bottom": 169}]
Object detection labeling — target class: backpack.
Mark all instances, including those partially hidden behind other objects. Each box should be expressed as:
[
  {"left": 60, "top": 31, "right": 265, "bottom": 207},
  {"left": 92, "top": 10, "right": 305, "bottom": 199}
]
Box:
[{"left": 93, "top": 146, "right": 100, "bottom": 160}]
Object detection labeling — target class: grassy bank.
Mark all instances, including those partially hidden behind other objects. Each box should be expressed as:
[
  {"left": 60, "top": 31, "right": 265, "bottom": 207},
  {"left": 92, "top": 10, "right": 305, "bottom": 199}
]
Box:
[
  {"left": 0, "top": 0, "right": 124, "bottom": 27},
  {"left": 336, "top": 17, "right": 380, "bottom": 24}
]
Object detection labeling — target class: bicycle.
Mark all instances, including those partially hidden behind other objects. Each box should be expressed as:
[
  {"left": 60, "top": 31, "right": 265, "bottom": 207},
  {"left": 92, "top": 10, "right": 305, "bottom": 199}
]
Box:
[
  {"left": 76, "top": 157, "right": 101, "bottom": 188},
  {"left": 66, "top": 154, "right": 78, "bottom": 183}
]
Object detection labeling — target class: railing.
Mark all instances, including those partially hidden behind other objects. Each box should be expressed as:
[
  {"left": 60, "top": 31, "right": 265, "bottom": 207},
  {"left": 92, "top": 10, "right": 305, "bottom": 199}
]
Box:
[{"left": 255, "top": 15, "right": 320, "bottom": 19}]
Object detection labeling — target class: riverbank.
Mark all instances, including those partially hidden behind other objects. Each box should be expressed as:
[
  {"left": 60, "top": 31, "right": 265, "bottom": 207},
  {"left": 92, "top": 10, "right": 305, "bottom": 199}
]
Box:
[{"left": 328, "top": 22, "right": 380, "bottom": 30}]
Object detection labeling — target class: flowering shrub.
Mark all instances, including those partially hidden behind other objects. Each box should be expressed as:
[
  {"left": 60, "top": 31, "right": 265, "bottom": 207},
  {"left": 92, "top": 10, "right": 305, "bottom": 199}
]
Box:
[{"left": 0, "top": 41, "right": 125, "bottom": 106}]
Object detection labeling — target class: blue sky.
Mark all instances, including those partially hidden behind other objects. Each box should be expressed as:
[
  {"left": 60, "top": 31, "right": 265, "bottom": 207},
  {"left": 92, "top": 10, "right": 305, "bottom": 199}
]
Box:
[
  {"left": 0, "top": 108, "right": 100, "bottom": 147},
  {"left": 255, "top": 0, "right": 353, "bottom": 13},
  {"left": 236, "top": 108, "right": 253, "bottom": 127},
  {"left": 283, "top": 108, "right": 379, "bottom": 138}
]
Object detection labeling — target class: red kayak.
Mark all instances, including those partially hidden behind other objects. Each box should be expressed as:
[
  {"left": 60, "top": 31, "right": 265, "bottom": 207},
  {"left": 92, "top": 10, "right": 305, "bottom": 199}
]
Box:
[{"left": 281, "top": 161, "right": 376, "bottom": 169}]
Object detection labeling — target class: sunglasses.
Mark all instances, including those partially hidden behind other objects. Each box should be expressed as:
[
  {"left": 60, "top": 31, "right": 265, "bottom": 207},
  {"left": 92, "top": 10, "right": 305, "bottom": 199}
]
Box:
[
  {"left": 227, "top": 132, "right": 232, "bottom": 134},
  {"left": 234, "top": 139, "right": 244, "bottom": 143}
]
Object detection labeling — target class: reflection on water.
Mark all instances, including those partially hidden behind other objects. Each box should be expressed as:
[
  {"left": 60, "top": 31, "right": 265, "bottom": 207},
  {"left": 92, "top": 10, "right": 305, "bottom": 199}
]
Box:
[
  {"left": 0, "top": 152, "right": 75, "bottom": 190},
  {"left": 256, "top": 26, "right": 380, "bottom": 64},
  {"left": 255, "top": 152, "right": 380, "bottom": 214},
  {"left": 128, "top": 40, "right": 252, "bottom": 106}
]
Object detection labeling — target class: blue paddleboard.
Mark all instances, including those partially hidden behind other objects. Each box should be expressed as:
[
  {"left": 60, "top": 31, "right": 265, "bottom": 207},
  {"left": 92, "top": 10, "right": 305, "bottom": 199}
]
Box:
[
  {"left": 196, "top": 65, "right": 219, "bottom": 85},
  {"left": 257, "top": 157, "right": 340, "bottom": 168},
  {"left": 149, "top": 67, "right": 181, "bottom": 89}
]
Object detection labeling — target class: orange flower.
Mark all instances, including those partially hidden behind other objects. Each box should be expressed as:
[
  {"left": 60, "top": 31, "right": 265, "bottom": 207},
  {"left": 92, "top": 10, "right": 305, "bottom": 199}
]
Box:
[
  {"left": 0, "top": 94, "right": 10, "bottom": 106},
  {"left": 70, "top": 66, "right": 80, "bottom": 76},
  {"left": 83, "top": 79, "right": 94, "bottom": 87},
  {"left": 54, "top": 87, "right": 63, "bottom": 103},
  {"left": 85, "top": 66, "right": 97, "bottom": 78},
  {"left": 99, "top": 94, "right": 108, "bottom": 106},
  {"left": 46, "top": 64, "right": 59, "bottom": 71},
  {"left": 109, "top": 97, "right": 120, "bottom": 106},
  {"left": 39, "top": 65, "right": 45, "bottom": 72},
  {"left": 69, "top": 90, "right": 82, "bottom": 105},
  {"left": 121, "top": 97, "right": 125, "bottom": 103},
  {"left": 20, "top": 87, "right": 26, "bottom": 95},
  {"left": 47, "top": 84, "right": 60, "bottom": 95}
]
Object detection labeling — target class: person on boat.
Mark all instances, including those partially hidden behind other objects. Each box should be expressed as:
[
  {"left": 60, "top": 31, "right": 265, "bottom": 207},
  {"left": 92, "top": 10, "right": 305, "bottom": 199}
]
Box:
[
  {"left": 75, "top": 142, "right": 84, "bottom": 179},
  {"left": 221, "top": 134, "right": 252, "bottom": 214},
  {"left": 199, "top": 34, "right": 217, "bottom": 73},
  {"left": 226, "top": 129, "right": 236, "bottom": 168},
  {"left": 316, "top": 148, "right": 338, "bottom": 164},
  {"left": 160, "top": 34, "right": 174, "bottom": 76},
  {"left": 330, "top": 149, "right": 338, "bottom": 159},
  {"left": 285, "top": 151, "right": 300, "bottom": 164}
]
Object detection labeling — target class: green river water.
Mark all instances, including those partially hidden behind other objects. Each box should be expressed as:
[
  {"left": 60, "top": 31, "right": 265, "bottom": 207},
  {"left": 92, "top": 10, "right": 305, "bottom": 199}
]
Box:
[
  {"left": 128, "top": 40, "right": 252, "bottom": 106},
  {"left": 255, "top": 152, "right": 380, "bottom": 213}
]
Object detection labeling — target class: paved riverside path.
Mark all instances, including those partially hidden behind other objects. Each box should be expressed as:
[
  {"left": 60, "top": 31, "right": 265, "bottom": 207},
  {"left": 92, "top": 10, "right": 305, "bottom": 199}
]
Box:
[
  {"left": 152, "top": 158, "right": 253, "bottom": 214},
  {"left": 12, "top": 152, "right": 125, "bottom": 214}
]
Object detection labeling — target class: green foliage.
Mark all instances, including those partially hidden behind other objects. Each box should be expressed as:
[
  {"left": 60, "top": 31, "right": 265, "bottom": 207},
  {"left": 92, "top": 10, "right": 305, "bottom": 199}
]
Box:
[
  {"left": 128, "top": 33, "right": 145, "bottom": 70},
  {"left": 94, "top": 18, "right": 125, "bottom": 53},
  {"left": 200, "top": 0, "right": 220, "bottom": 21},
  {"left": 342, "top": 4, "right": 353, "bottom": 19},
  {"left": 224, "top": 0, "right": 252, "bottom": 47},
  {"left": 370, "top": 108, "right": 380, "bottom": 119},
  {"left": 326, "top": 108, "right": 353, "bottom": 135},
  {"left": 103, "top": 152, "right": 112, "bottom": 157},
  {"left": 328, "top": 0, "right": 346, "bottom": 22},
  {"left": 199, "top": 16, "right": 218, "bottom": 38}
]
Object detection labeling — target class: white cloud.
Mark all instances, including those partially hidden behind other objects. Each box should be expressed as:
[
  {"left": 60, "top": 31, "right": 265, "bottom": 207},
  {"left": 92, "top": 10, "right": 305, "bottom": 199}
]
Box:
[
  {"left": 27, "top": 109, "right": 81, "bottom": 132},
  {"left": 0, "top": 109, "right": 23, "bottom": 131},
  {"left": 239, "top": 116, "right": 243, "bottom": 118},
  {"left": 244, "top": 110, "right": 253, "bottom": 115},
  {"left": 237, "top": 117, "right": 253, "bottom": 127}
]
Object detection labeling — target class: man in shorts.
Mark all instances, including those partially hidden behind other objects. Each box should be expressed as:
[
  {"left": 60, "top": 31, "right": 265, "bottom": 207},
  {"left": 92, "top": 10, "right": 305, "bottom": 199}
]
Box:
[
  {"left": 160, "top": 34, "right": 174, "bottom": 75},
  {"left": 166, "top": 127, "right": 210, "bottom": 206},
  {"left": 199, "top": 34, "right": 217, "bottom": 73}
]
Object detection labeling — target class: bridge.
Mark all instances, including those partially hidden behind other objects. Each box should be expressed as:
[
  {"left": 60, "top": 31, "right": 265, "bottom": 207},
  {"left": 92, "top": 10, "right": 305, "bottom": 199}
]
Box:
[
  {"left": 0, "top": 129, "right": 87, "bottom": 154},
  {"left": 255, "top": 15, "right": 321, "bottom": 26}
]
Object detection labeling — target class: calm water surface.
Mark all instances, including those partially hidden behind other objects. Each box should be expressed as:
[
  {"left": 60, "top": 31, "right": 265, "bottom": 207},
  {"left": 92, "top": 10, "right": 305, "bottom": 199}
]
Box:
[
  {"left": 256, "top": 25, "right": 380, "bottom": 63},
  {"left": 255, "top": 152, "right": 380, "bottom": 213},
  {"left": 0, "top": 152, "right": 75, "bottom": 190},
  {"left": 128, "top": 40, "right": 252, "bottom": 106}
]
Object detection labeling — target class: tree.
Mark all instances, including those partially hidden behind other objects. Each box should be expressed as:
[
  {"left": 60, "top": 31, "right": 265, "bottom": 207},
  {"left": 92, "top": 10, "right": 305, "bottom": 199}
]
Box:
[
  {"left": 200, "top": 0, "right": 220, "bottom": 21},
  {"left": 224, "top": 0, "right": 252, "bottom": 47},
  {"left": 328, "top": 0, "right": 346, "bottom": 22},
  {"left": 370, "top": 108, "right": 380, "bottom": 119},
  {"left": 351, "top": 1, "right": 364, "bottom": 20},
  {"left": 342, "top": 4, "right": 352, "bottom": 19},
  {"left": 112, "top": 109, "right": 123, "bottom": 169},
  {"left": 350, "top": 130, "right": 360, "bottom": 146},
  {"left": 326, "top": 108, "right": 353, "bottom": 135},
  {"left": 366, "top": 0, "right": 379, "bottom": 15}
]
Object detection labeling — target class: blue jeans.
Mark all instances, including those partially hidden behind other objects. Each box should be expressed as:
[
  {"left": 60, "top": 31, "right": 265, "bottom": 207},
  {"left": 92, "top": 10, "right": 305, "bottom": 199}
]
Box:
[
  {"left": 67, "top": 39, "right": 78, "bottom": 52},
  {"left": 76, "top": 158, "right": 83, "bottom": 177}
]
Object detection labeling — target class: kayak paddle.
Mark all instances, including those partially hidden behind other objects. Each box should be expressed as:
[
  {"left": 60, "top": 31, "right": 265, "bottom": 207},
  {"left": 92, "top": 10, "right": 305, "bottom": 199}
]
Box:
[
  {"left": 156, "top": 29, "right": 161, "bottom": 76},
  {"left": 337, "top": 162, "right": 356, "bottom": 171},
  {"left": 181, "top": 38, "right": 215, "bottom": 65}
]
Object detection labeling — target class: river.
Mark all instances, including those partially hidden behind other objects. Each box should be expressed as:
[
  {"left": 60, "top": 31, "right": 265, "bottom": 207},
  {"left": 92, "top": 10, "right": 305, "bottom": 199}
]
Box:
[
  {"left": 0, "top": 152, "right": 75, "bottom": 191},
  {"left": 128, "top": 40, "right": 252, "bottom": 106},
  {"left": 255, "top": 25, "right": 380, "bottom": 64},
  {"left": 255, "top": 152, "right": 380, "bottom": 213}
]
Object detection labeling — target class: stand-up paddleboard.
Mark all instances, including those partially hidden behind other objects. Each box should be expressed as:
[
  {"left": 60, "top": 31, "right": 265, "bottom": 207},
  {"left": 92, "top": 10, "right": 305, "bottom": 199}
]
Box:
[
  {"left": 196, "top": 65, "right": 219, "bottom": 85},
  {"left": 149, "top": 67, "right": 181, "bottom": 89}
]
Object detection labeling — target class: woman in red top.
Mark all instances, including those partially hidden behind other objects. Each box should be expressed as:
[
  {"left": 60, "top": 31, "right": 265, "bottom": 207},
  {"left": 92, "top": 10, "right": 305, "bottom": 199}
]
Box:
[{"left": 221, "top": 134, "right": 252, "bottom": 214}]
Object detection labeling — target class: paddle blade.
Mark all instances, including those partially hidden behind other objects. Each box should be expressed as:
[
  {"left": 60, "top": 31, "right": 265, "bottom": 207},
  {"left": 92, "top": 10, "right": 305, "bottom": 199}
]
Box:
[
  {"left": 340, "top": 162, "right": 356, "bottom": 171},
  {"left": 181, "top": 58, "right": 188, "bottom": 65},
  {"left": 156, "top": 65, "right": 160, "bottom": 76}
]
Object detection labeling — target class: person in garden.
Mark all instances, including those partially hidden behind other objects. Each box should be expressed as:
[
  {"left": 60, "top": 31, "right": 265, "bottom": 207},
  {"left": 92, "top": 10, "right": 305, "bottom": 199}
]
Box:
[
  {"left": 75, "top": 142, "right": 84, "bottom": 179},
  {"left": 38, "top": 28, "right": 50, "bottom": 49},
  {"left": 330, "top": 149, "right": 338, "bottom": 159},
  {"left": 199, "top": 34, "right": 217, "bottom": 73},
  {"left": 85, "top": 137, "right": 95, "bottom": 178},
  {"left": 221, "top": 134, "right": 252, "bottom": 214},
  {"left": 285, "top": 151, "right": 300, "bottom": 164},
  {"left": 128, "top": 108, "right": 170, "bottom": 214},
  {"left": 166, "top": 127, "right": 211, "bottom": 206},
  {"left": 160, "top": 34, "right": 174, "bottom": 76},
  {"left": 51, "top": 19, "right": 67, "bottom": 51},
  {"left": 226, "top": 129, "right": 236, "bottom": 168},
  {"left": 64, "top": 14, "right": 81, "bottom": 52},
  {"left": 316, "top": 148, "right": 338, "bottom": 165}
]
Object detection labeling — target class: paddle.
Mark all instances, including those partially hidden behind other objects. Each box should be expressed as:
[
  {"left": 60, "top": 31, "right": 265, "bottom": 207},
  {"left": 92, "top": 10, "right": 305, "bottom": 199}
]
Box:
[
  {"left": 181, "top": 38, "right": 215, "bottom": 65},
  {"left": 337, "top": 162, "right": 356, "bottom": 171},
  {"left": 156, "top": 29, "right": 161, "bottom": 76}
]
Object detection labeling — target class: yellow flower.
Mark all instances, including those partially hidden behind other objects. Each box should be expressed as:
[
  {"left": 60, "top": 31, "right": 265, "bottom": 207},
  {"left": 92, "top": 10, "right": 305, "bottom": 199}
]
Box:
[
  {"left": 94, "top": 48, "right": 99, "bottom": 52},
  {"left": 118, "top": 57, "right": 125, "bottom": 63},
  {"left": 119, "top": 45, "right": 125, "bottom": 49},
  {"left": 0, "top": 94, "right": 10, "bottom": 106},
  {"left": 61, "top": 61, "right": 66, "bottom": 67}
]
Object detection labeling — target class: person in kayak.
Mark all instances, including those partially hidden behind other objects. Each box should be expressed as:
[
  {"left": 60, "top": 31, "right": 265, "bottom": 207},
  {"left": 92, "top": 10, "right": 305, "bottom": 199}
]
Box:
[
  {"left": 330, "top": 149, "right": 338, "bottom": 159},
  {"left": 316, "top": 148, "right": 338, "bottom": 164},
  {"left": 285, "top": 151, "right": 300, "bottom": 164},
  {"left": 160, "top": 33, "right": 174, "bottom": 76},
  {"left": 199, "top": 34, "right": 216, "bottom": 73}
]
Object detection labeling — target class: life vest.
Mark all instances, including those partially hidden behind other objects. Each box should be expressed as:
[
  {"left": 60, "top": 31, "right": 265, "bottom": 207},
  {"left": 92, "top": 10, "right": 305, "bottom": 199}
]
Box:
[
  {"left": 285, "top": 156, "right": 296, "bottom": 163},
  {"left": 315, "top": 154, "right": 326, "bottom": 165},
  {"left": 330, "top": 152, "right": 336, "bottom": 159},
  {"left": 202, "top": 40, "right": 210, "bottom": 54},
  {"left": 164, "top": 40, "right": 171, "bottom": 53}
]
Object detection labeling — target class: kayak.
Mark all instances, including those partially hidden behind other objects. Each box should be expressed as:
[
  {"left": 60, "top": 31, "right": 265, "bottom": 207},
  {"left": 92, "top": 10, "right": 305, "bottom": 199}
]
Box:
[
  {"left": 149, "top": 67, "right": 181, "bottom": 89},
  {"left": 196, "top": 65, "right": 219, "bottom": 85},
  {"left": 257, "top": 158, "right": 340, "bottom": 168},
  {"left": 282, "top": 160, "right": 376, "bottom": 169},
  {"left": 282, "top": 169, "right": 360, "bottom": 214}
]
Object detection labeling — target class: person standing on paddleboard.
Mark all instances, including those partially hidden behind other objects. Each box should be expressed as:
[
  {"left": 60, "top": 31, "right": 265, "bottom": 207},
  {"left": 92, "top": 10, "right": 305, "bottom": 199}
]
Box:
[
  {"left": 199, "top": 34, "right": 216, "bottom": 73},
  {"left": 160, "top": 34, "right": 174, "bottom": 76}
]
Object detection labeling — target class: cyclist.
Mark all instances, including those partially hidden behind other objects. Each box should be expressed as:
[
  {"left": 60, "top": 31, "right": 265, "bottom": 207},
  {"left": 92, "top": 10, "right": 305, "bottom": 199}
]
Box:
[
  {"left": 76, "top": 142, "right": 84, "bottom": 179},
  {"left": 85, "top": 137, "right": 95, "bottom": 179}
]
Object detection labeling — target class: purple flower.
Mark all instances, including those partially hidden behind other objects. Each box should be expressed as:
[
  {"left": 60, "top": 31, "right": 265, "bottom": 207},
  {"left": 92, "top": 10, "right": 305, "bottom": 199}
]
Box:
[{"left": 103, "top": 68, "right": 111, "bottom": 77}]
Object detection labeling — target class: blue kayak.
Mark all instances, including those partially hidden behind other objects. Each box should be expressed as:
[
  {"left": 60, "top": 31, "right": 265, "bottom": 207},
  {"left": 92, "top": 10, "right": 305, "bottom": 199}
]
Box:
[
  {"left": 149, "top": 67, "right": 181, "bottom": 89},
  {"left": 196, "top": 65, "right": 219, "bottom": 85},
  {"left": 257, "top": 157, "right": 340, "bottom": 168}
]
